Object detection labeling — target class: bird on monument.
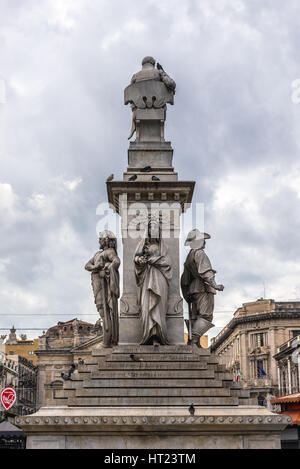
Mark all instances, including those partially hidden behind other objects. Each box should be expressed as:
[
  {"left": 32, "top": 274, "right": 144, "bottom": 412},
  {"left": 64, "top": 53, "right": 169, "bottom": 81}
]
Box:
[
  {"left": 130, "top": 354, "right": 143, "bottom": 362},
  {"left": 61, "top": 364, "right": 76, "bottom": 381},
  {"left": 61, "top": 372, "right": 71, "bottom": 381},
  {"left": 140, "top": 166, "right": 152, "bottom": 172},
  {"left": 128, "top": 174, "right": 137, "bottom": 181},
  {"left": 152, "top": 175, "right": 160, "bottom": 181},
  {"left": 78, "top": 358, "right": 84, "bottom": 366},
  {"left": 188, "top": 404, "right": 195, "bottom": 416},
  {"left": 106, "top": 174, "right": 114, "bottom": 182},
  {"left": 157, "top": 63, "right": 164, "bottom": 71}
]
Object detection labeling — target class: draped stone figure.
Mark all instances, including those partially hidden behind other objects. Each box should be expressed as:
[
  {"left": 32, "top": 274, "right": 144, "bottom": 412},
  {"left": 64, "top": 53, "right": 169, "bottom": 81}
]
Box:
[
  {"left": 134, "top": 221, "right": 172, "bottom": 345},
  {"left": 85, "top": 231, "right": 120, "bottom": 348},
  {"left": 181, "top": 229, "right": 224, "bottom": 347}
]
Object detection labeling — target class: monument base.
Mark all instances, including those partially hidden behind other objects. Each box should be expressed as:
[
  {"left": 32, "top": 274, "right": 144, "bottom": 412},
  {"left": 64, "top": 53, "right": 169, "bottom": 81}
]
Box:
[
  {"left": 17, "top": 345, "right": 291, "bottom": 449},
  {"left": 17, "top": 406, "right": 290, "bottom": 449},
  {"left": 119, "top": 316, "right": 185, "bottom": 345}
]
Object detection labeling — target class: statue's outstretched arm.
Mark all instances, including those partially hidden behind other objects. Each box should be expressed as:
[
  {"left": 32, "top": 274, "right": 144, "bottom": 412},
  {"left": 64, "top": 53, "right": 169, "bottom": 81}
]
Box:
[{"left": 202, "top": 271, "right": 224, "bottom": 291}]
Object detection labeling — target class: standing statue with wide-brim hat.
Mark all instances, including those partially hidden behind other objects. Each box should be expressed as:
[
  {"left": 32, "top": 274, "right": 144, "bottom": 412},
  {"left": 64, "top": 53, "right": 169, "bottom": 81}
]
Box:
[{"left": 181, "top": 229, "right": 224, "bottom": 347}]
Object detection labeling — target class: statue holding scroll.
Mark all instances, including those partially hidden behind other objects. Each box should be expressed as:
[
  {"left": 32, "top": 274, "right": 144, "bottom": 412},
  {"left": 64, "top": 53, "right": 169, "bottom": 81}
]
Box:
[{"left": 134, "top": 219, "right": 172, "bottom": 345}]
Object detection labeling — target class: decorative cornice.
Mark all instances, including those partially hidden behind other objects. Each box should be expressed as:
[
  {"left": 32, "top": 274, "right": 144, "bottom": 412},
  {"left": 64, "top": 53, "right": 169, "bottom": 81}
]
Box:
[
  {"left": 211, "top": 311, "right": 300, "bottom": 351},
  {"left": 107, "top": 180, "right": 195, "bottom": 214},
  {"left": 16, "top": 414, "right": 292, "bottom": 428}
]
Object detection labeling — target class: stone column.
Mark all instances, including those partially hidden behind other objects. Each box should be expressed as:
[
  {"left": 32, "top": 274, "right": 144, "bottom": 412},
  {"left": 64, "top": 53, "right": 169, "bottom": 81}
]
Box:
[
  {"left": 268, "top": 327, "right": 277, "bottom": 387},
  {"left": 107, "top": 57, "right": 194, "bottom": 345},
  {"left": 287, "top": 358, "right": 292, "bottom": 394},
  {"left": 36, "top": 364, "right": 46, "bottom": 409},
  {"left": 239, "top": 331, "right": 248, "bottom": 379},
  {"left": 277, "top": 366, "right": 281, "bottom": 395},
  {"left": 298, "top": 354, "right": 300, "bottom": 392},
  {"left": 115, "top": 194, "right": 189, "bottom": 344}
]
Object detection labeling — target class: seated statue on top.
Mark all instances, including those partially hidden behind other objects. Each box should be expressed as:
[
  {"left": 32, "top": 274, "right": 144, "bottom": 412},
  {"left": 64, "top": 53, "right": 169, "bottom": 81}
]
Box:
[{"left": 125, "top": 56, "right": 176, "bottom": 140}]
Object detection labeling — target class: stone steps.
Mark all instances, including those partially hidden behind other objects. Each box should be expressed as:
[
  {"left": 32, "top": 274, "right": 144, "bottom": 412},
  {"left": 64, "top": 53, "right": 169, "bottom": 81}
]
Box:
[
  {"left": 216, "top": 372, "right": 236, "bottom": 381},
  {"left": 67, "top": 396, "right": 239, "bottom": 406},
  {"left": 91, "top": 348, "right": 120, "bottom": 357},
  {"left": 111, "top": 345, "right": 206, "bottom": 354},
  {"left": 75, "top": 387, "right": 232, "bottom": 398},
  {"left": 54, "top": 345, "right": 253, "bottom": 408},
  {"left": 105, "top": 354, "right": 202, "bottom": 362},
  {"left": 97, "top": 361, "right": 212, "bottom": 370},
  {"left": 84, "top": 378, "right": 224, "bottom": 388},
  {"left": 80, "top": 359, "right": 100, "bottom": 366},
  {"left": 55, "top": 389, "right": 75, "bottom": 399},
  {"left": 230, "top": 389, "right": 251, "bottom": 398},
  {"left": 90, "top": 369, "right": 216, "bottom": 379}
]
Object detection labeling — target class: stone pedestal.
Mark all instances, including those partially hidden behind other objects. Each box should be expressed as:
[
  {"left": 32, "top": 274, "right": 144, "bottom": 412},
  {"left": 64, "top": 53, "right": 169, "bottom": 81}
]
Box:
[
  {"left": 17, "top": 345, "right": 291, "bottom": 449},
  {"left": 18, "top": 406, "right": 290, "bottom": 450},
  {"left": 107, "top": 181, "right": 194, "bottom": 345}
]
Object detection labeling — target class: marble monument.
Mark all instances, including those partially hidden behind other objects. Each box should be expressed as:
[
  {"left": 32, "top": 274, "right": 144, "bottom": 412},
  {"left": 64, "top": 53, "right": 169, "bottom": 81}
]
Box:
[{"left": 17, "top": 57, "right": 291, "bottom": 449}]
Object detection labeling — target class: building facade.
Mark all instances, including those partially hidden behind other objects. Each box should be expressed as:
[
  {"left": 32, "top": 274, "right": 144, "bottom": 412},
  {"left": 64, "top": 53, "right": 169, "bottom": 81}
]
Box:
[
  {"left": 0, "top": 353, "right": 37, "bottom": 416},
  {"left": 272, "top": 337, "right": 300, "bottom": 449},
  {"left": 274, "top": 334, "right": 300, "bottom": 396},
  {"left": 36, "top": 318, "right": 102, "bottom": 408},
  {"left": 211, "top": 299, "right": 300, "bottom": 403},
  {"left": 4, "top": 327, "right": 39, "bottom": 366}
]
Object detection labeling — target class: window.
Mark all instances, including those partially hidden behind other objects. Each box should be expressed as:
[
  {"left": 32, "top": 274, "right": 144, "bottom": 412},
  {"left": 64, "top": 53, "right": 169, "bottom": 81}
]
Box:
[
  {"left": 9, "top": 351, "right": 14, "bottom": 355},
  {"left": 257, "top": 360, "right": 267, "bottom": 378},
  {"left": 282, "top": 371, "right": 287, "bottom": 395},
  {"left": 253, "top": 333, "right": 265, "bottom": 347},
  {"left": 28, "top": 351, "right": 34, "bottom": 355},
  {"left": 292, "top": 330, "right": 300, "bottom": 338}
]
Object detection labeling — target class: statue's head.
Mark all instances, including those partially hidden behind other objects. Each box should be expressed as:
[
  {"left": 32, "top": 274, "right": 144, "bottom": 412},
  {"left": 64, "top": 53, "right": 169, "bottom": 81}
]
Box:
[
  {"left": 184, "top": 229, "right": 211, "bottom": 249},
  {"left": 99, "top": 230, "right": 117, "bottom": 251},
  {"left": 142, "top": 56, "right": 155, "bottom": 68},
  {"left": 147, "top": 217, "right": 160, "bottom": 240}
]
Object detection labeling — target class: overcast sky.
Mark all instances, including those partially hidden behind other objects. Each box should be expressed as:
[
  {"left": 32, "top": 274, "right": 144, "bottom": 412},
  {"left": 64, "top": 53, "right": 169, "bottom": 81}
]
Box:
[{"left": 1, "top": 0, "right": 300, "bottom": 341}]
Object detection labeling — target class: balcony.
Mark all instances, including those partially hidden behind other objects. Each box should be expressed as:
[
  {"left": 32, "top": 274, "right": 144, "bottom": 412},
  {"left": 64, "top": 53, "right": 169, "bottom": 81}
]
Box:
[{"left": 244, "top": 377, "right": 273, "bottom": 388}]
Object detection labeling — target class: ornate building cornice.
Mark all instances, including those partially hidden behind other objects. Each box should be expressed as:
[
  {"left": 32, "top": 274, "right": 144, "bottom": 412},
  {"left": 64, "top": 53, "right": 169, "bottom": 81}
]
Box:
[{"left": 211, "top": 311, "right": 300, "bottom": 352}]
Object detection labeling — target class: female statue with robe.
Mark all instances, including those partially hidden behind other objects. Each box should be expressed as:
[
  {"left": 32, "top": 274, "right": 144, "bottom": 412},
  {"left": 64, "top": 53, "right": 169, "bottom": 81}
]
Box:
[
  {"left": 134, "top": 220, "right": 172, "bottom": 345},
  {"left": 85, "top": 230, "right": 120, "bottom": 348}
]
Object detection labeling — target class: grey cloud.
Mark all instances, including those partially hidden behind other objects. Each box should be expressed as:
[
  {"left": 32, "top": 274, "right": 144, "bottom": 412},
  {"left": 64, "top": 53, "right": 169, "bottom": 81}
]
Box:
[{"left": 0, "top": 0, "right": 300, "bottom": 336}]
